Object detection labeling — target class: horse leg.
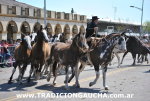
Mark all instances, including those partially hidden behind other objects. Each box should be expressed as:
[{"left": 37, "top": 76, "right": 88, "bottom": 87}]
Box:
[
  {"left": 52, "top": 61, "right": 58, "bottom": 85},
  {"left": 89, "top": 65, "right": 100, "bottom": 87},
  {"left": 38, "top": 63, "right": 44, "bottom": 80},
  {"left": 47, "top": 64, "right": 53, "bottom": 82},
  {"left": 65, "top": 66, "right": 69, "bottom": 90},
  {"left": 44, "top": 63, "right": 49, "bottom": 74},
  {"left": 17, "top": 65, "right": 22, "bottom": 81},
  {"left": 145, "top": 54, "right": 149, "bottom": 64},
  {"left": 131, "top": 53, "right": 136, "bottom": 65},
  {"left": 27, "top": 64, "right": 34, "bottom": 83},
  {"left": 66, "top": 66, "right": 75, "bottom": 83},
  {"left": 137, "top": 54, "right": 141, "bottom": 63},
  {"left": 8, "top": 62, "right": 18, "bottom": 84},
  {"left": 121, "top": 51, "right": 128, "bottom": 64},
  {"left": 74, "top": 62, "right": 81, "bottom": 88},
  {"left": 141, "top": 55, "right": 144, "bottom": 63},
  {"left": 109, "top": 53, "right": 115, "bottom": 66},
  {"left": 42, "top": 62, "right": 48, "bottom": 75},
  {"left": 67, "top": 62, "right": 85, "bottom": 83},
  {"left": 18, "top": 64, "right": 27, "bottom": 84},
  {"left": 35, "top": 63, "right": 42, "bottom": 80},
  {"left": 102, "top": 66, "right": 109, "bottom": 90},
  {"left": 115, "top": 53, "right": 120, "bottom": 68}
]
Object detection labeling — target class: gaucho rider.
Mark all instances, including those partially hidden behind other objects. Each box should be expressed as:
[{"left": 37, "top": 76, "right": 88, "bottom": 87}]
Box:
[{"left": 86, "top": 16, "right": 99, "bottom": 38}]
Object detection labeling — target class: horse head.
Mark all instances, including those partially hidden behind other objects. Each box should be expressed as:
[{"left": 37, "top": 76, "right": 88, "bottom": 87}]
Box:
[
  {"left": 37, "top": 25, "right": 49, "bottom": 42},
  {"left": 113, "top": 32, "right": 127, "bottom": 52},
  {"left": 21, "top": 33, "right": 32, "bottom": 50},
  {"left": 30, "top": 32, "right": 37, "bottom": 45},
  {"left": 73, "top": 32, "right": 89, "bottom": 53}
]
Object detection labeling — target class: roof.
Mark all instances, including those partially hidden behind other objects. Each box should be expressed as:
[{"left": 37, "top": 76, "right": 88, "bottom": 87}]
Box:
[
  {"left": 99, "top": 19, "right": 140, "bottom": 26},
  {"left": 0, "top": 0, "right": 39, "bottom": 9},
  {"left": 87, "top": 18, "right": 141, "bottom": 26}
]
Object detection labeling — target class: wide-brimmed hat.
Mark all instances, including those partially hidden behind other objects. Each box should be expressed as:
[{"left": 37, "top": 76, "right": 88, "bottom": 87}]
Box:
[{"left": 92, "top": 16, "right": 99, "bottom": 21}]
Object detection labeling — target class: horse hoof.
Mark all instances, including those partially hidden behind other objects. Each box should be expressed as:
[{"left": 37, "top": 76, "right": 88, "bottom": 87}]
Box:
[
  {"left": 53, "top": 82, "right": 56, "bottom": 86},
  {"left": 47, "top": 77, "right": 50, "bottom": 82},
  {"left": 64, "top": 80, "right": 67, "bottom": 83},
  {"left": 8, "top": 80, "right": 12, "bottom": 84},
  {"left": 64, "top": 80, "right": 69, "bottom": 83},
  {"left": 76, "top": 85, "right": 80, "bottom": 88},
  {"left": 104, "top": 86, "right": 109, "bottom": 90},
  {"left": 89, "top": 82, "right": 93, "bottom": 87}
]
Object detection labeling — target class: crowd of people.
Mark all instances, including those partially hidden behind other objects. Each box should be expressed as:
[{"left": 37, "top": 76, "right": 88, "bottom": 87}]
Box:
[{"left": 0, "top": 40, "right": 21, "bottom": 67}]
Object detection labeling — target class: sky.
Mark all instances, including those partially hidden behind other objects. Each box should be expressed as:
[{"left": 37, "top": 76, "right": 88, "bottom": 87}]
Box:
[{"left": 17, "top": 0, "right": 150, "bottom": 24}]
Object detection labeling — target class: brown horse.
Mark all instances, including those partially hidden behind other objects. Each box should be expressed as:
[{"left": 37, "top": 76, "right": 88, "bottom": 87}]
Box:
[
  {"left": 8, "top": 34, "right": 32, "bottom": 84},
  {"left": 27, "top": 26, "right": 51, "bottom": 82},
  {"left": 46, "top": 32, "right": 89, "bottom": 90}
]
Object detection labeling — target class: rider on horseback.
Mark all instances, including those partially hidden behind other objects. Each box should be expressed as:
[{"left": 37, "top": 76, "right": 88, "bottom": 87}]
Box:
[{"left": 86, "top": 16, "right": 99, "bottom": 38}]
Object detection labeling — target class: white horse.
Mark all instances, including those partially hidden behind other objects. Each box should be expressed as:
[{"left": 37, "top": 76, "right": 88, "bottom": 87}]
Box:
[{"left": 111, "top": 39, "right": 127, "bottom": 68}]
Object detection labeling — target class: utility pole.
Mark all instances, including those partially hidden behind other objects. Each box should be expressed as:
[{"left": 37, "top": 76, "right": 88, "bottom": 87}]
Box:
[
  {"left": 113, "top": 6, "right": 117, "bottom": 20},
  {"left": 130, "top": 0, "right": 144, "bottom": 37},
  {"left": 44, "top": 0, "right": 47, "bottom": 27}
]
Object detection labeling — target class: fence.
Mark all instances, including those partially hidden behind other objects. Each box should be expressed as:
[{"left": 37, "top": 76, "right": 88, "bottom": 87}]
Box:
[{"left": 0, "top": 46, "right": 16, "bottom": 67}]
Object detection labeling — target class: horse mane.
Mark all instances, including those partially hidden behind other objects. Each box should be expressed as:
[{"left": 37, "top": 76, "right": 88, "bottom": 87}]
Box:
[
  {"left": 71, "top": 33, "right": 80, "bottom": 45},
  {"left": 105, "top": 33, "right": 121, "bottom": 39},
  {"left": 128, "top": 36, "right": 145, "bottom": 46}
]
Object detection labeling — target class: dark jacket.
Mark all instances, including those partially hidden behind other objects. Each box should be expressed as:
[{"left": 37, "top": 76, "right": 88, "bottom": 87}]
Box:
[{"left": 86, "top": 21, "right": 97, "bottom": 38}]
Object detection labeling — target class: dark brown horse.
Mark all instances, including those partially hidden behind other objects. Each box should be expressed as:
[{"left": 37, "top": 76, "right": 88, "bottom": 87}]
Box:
[
  {"left": 46, "top": 32, "right": 89, "bottom": 90},
  {"left": 8, "top": 34, "right": 32, "bottom": 84},
  {"left": 121, "top": 36, "right": 150, "bottom": 65},
  {"left": 27, "top": 26, "right": 51, "bottom": 82}
]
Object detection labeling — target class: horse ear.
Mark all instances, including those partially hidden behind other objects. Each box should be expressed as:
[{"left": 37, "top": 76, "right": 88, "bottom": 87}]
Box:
[{"left": 121, "top": 31, "right": 126, "bottom": 36}]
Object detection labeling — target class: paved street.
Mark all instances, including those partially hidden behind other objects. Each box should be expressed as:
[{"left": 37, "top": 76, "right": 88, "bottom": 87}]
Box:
[{"left": 0, "top": 53, "right": 150, "bottom": 101}]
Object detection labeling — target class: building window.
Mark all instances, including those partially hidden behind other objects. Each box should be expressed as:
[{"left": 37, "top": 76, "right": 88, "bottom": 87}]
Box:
[
  {"left": 21, "top": 7, "right": 25, "bottom": 15},
  {"left": 33, "top": 9, "right": 41, "bottom": 17},
  {"left": 34, "top": 9, "right": 36, "bottom": 17},
  {"left": 37, "top": 9, "right": 41, "bottom": 17},
  {"left": 80, "top": 16, "right": 84, "bottom": 21},
  {"left": 7, "top": 5, "right": 16, "bottom": 15},
  {"left": 47, "top": 11, "right": 51, "bottom": 18},
  {"left": 21, "top": 7, "right": 29, "bottom": 16},
  {"left": 74, "top": 14, "right": 77, "bottom": 20},
  {"left": 65, "top": 13, "right": 69, "bottom": 20},
  {"left": 12, "top": 6, "right": 16, "bottom": 14},
  {"left": 25, "top": 8, "right": 29, "bottom": 16},
  {"left": 57, "top": 12, "right": 61, "bottom": 19}
]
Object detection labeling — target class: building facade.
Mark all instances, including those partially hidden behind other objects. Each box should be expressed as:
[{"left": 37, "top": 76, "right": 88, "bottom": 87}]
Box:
[{"left": 0, "top": 0, "right": 87, "bottom": 42}]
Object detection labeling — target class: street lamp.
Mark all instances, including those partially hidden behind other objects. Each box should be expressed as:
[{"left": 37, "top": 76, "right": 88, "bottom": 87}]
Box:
[{"left": 130, "top": 0, "right": 144, "bottom": 37}]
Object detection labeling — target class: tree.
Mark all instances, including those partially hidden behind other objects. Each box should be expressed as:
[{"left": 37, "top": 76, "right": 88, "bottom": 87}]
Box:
[{"left": 143, "top": 21, "right": 150, "bottom": 33}]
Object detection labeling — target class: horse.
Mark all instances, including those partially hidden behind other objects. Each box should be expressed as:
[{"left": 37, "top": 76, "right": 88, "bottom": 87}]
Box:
[
  {"left": 8, "top": 34, "right": 32, "bottom": 84},
  {"left": 66, "top": 33, "right": 127, "bottom": 90},
  {"left": 27, "top": 26, "right": 52, "bottom": 82},
  {"left": 30, "top": 32, "right": 37, "bottom": 46},
  {"left": 46, "top": 32, "right": 89, "bottom": 90},
  {"left": 109, "top": 32, "right": 127, "bottom": 68},
  {"left": 121, "top": 36, "right": 150, "bottom": 65}
]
